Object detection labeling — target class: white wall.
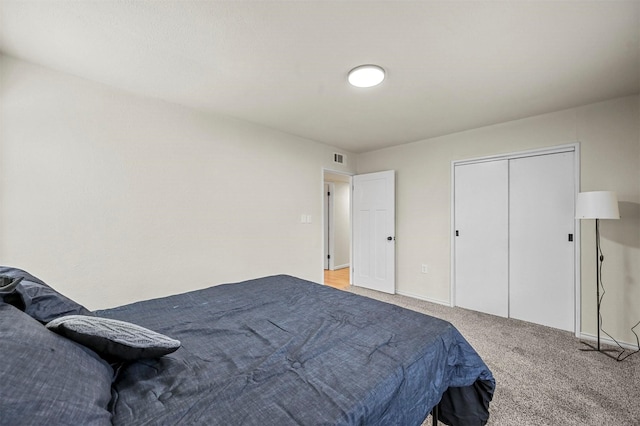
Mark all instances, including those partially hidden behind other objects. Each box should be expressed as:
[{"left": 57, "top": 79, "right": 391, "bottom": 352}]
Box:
[
  {"left": 357, "top": 95, "right": 640, "bottom": 345},
  {"left": 0, "top": 55, "right": 355, "bottom": 309},
  {"left": 3, "top": 54, "right": 638, "bottom": 345}
]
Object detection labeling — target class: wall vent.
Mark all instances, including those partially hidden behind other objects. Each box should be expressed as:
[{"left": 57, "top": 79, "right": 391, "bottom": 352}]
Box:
[{"left": 333, "top": 153, "right": 346, "bottom": 164}]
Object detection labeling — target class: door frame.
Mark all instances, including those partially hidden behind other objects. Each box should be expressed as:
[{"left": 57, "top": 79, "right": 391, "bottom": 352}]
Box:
[
  {"left": 450, "top": 142, "right": 581, "bottom": 336},
  {"left": 324, "top": 182, "right": 334, "bottom": 270},
  {"left": 322, "top": 169, "right": 354, "bottom": 282}
]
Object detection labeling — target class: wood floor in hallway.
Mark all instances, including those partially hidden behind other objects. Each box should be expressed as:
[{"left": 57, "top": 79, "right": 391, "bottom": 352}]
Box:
[{"left": 324, "top": 267, "right": 350, "bottom": 290}]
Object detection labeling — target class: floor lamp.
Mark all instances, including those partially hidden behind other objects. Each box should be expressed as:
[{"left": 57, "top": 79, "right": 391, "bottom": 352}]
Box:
[{"left": 575, "top": 191, "right": 620, "bottom": 358}]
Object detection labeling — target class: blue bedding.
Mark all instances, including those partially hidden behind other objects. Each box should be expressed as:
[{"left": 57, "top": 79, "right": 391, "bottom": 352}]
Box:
[{"left": 97, "top": 275, "right": 494, "bottom": 425}]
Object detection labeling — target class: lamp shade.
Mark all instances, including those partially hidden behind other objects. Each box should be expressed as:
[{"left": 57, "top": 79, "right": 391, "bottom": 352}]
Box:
[{"left": 575, "top": 191, "right": 620, "bottom": 219}]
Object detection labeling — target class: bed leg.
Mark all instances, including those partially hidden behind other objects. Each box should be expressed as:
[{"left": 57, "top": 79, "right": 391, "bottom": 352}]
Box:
[{"left": 431, "top": 404, "right": 439, "bottom": 426}]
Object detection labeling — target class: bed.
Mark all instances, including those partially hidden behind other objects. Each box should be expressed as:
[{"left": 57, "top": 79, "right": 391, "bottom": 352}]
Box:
[{"left": 0, "top": 266, "right": 494, "bottom": 426}]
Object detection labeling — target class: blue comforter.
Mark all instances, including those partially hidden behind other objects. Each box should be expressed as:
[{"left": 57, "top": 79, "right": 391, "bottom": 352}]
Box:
[{"left": 98, "top": 275, "right": 494, "bottom": 425}]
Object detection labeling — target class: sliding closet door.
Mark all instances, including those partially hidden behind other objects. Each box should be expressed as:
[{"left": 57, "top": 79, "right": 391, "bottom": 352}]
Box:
[
  {"left": 454, "top": 148, "right": 577, "bottom": 332},
  {"left": 509, "top": 152, "right": 575, "bottom": 331},
  {"left": 454, "top": 160, "right": 509, "bottom": 318}
]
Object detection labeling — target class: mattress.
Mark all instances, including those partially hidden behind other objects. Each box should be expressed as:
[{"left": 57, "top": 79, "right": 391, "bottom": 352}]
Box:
[{"left": 97, "top": 275, "right": 494, "bottom": 425}]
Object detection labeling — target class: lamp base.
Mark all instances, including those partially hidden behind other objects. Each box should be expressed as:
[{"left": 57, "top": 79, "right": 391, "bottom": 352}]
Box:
[{"left": 580, "top": 341, "right": 620, "bottom": 360}]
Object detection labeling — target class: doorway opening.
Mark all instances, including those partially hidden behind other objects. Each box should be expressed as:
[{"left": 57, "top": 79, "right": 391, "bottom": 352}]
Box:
[
  {"left": 323, "top": 170, "right": 352, "bottom": 289},
  {"left": 324, "top": 268, "right": 350, "bottom": 291}
]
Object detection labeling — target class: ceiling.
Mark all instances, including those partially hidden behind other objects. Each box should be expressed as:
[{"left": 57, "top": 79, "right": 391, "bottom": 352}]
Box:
[{"left": 1, "top": 1, "right": 639, "bottom": 154}]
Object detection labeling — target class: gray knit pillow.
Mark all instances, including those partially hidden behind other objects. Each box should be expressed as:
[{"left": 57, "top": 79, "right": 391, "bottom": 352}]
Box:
[{"left": 46, "top": 315, "right": 180, "bottom": 361}]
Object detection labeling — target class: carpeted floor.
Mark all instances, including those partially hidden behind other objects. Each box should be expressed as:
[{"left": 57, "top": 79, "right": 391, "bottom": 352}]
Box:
[{"left": 347, "top": 286, "right": 640, "bottom": 426}]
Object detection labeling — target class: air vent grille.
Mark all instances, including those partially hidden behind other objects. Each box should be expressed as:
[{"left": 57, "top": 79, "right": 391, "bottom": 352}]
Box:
[{"left": 333, "top": 153, "right": 345, "bottom": 164}]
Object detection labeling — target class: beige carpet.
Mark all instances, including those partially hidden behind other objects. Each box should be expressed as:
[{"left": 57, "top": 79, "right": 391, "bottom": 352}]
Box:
[{"left": 347, "top": 286, "right": 640, "bottom": 426}]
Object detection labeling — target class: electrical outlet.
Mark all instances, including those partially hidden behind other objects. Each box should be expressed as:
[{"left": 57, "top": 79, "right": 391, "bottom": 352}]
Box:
[
  {"left": 421, "top": 264, "right": 428, "bottom": 274},
  {"left": 300, "top": 214, "right": 312, "bottom": 224}
]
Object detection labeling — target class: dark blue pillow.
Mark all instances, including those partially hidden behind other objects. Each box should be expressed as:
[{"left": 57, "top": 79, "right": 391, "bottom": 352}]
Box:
[
  {"left": 0, "top": 302, "right": 113, "bottom": 425},
  {"left": 0, "top": 275, "right": 24, "bottom": 309},
  {"left": 0, "top": 266, "right": 92, "bottom": 323}
]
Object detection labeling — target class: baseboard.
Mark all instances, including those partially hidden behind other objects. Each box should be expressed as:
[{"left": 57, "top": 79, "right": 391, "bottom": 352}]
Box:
[
  {"left": 332, "top": 264, "right": 350, "bottom": 270},
  {"left": 579, "top": 332, "right": 639, "bottom": 351},
  {"left": 395, "top": 290, "right": 452, "bottom": 307}
]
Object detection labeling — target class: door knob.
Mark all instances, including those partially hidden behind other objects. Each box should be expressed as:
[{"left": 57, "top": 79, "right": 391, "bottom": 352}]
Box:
[{"left": 387, "top": 236, "right": 394, "bottom": 241}]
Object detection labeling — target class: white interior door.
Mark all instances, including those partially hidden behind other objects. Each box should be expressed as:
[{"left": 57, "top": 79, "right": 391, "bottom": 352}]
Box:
[
  {"left": 352, "top": 170, "right": 395, "bottom": 294},
  {"left": 509, "top": 152, "right": 575, "bottom": 331},
  {"left": 454, "top": 160, "right": 509, "bottom": 317}
]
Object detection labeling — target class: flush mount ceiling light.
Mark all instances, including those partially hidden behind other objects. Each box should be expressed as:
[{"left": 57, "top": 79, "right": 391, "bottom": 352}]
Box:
[{"left": 348, "top": 65, "right": 385, "bottom": 88}]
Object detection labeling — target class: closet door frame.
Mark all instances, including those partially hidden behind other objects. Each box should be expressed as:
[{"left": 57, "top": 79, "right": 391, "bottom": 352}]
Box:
[{"left": 450, "top": 143, "right": 581, "bottom": 337}]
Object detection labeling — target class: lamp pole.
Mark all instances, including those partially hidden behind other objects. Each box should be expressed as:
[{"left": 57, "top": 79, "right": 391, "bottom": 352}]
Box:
[
  {"left": 576, "top": 191, "right": 621, "bottom": 359},
  {"left": 595, "top": 218, "right": 601, "bottom": 351}
]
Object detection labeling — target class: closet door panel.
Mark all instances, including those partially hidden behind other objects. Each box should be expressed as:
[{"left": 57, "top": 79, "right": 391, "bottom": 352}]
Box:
[
  {"left": 454, "top": 161, "right": 509, "bottom": 318},
  {"left": 509, "top": 152, "right": 575, "bottom": 331}
]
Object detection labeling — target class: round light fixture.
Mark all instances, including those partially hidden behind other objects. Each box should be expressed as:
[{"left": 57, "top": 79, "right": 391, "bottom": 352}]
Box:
[{"left": 348, "top": 65, "right": 385, "bottom": 88}]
